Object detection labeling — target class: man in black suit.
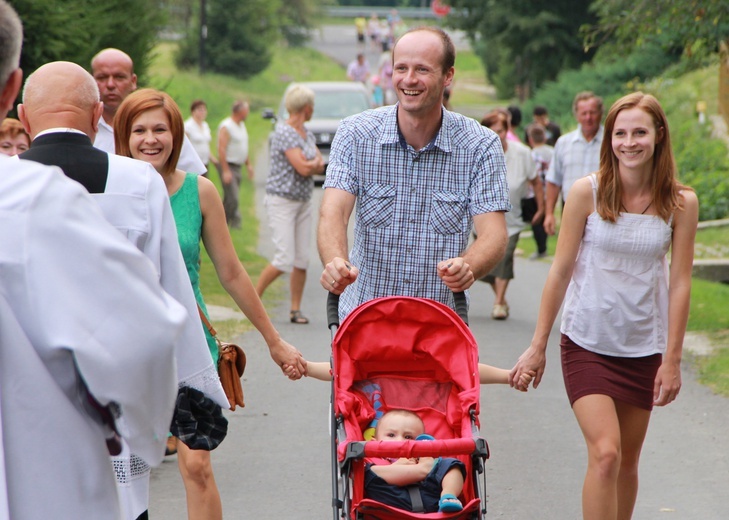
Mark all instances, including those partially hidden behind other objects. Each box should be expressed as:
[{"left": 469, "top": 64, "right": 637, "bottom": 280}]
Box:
[{"left": 17, "top": 60, "right": 234, "bottom": 520}]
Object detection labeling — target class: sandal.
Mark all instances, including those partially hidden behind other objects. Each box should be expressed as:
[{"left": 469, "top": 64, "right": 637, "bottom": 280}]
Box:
[
  {"left": 290, "top": 310, "right": 309, "bottom": 324},
  {"left": 438, "top": 493, "right": 463, "bottom": 513}
]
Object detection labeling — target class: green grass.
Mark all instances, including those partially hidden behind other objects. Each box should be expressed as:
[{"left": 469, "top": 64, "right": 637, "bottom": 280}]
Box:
[
  {"left": 693, "top": 330, "right": 729, "bottom": 396},
  {"left": 695, "top": 226, "right": 729, "bottom": 259},
  {"left": 688, "top": 278, "right": 729, "bottom": 332}
]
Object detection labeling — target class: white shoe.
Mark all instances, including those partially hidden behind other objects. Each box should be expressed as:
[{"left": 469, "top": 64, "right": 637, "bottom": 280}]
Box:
[{"left": 491, "top": 304, "right": 509, "bottom": 320}]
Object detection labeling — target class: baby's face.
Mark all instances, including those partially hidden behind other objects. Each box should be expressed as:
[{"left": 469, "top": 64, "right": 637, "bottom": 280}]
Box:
[{"left": 375, "top": 413, "right": 424, "bottom": 442}]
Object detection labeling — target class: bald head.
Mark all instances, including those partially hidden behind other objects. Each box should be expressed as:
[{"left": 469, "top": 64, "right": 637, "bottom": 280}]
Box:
[
  {"left": 18, "top": 61, "right": 102, "bottom": 139},
  {"left": 91, "top": 48, "right": 137, "bottom": 122}
]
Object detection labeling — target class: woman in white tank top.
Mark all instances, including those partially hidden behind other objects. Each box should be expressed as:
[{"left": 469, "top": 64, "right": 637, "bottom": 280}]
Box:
[{"left": 510, "top": 92, "right": 698, "bottom": 519}]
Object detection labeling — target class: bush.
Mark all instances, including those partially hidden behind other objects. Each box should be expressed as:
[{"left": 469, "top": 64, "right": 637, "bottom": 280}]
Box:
[
  {"left": 524, "top": 43, "right": 680, "bottom": 129},
  {"left": 672, "top": 121, "right": 729, "bottom": 221}
]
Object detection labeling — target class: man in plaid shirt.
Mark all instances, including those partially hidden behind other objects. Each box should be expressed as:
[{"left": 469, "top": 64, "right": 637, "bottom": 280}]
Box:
[{"left": 318, "top": 26, "right": 511, "bottom": 319}]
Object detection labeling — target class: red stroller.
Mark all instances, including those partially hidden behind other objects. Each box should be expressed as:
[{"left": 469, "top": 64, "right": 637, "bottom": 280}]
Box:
[{"left": 327, "top": 293, "right": 489, "bottom": 519}]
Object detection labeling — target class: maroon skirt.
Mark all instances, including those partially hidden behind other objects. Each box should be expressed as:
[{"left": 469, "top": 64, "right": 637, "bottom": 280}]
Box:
[{"left": 560, "top": 334, "right": 662, "bottom": 411}]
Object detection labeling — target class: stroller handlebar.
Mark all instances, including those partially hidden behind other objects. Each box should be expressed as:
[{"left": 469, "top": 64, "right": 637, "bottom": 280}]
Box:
[
  {"left": 326, "top": 291, "right": 469, "bottom": 330},
  {"left": 352, "top": 437, "right": 482, "bottom": 460},
  {"left": 327, "top": 291, "right": 340, "bottom": 329}
]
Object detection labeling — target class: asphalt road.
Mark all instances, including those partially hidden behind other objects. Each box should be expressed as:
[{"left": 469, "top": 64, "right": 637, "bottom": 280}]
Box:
[{"left": 149, "top": 25, "right": 729, "bottom": 520}]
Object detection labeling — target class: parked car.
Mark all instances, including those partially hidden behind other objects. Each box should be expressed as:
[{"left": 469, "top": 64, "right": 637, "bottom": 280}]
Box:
[{"left": 262, "top": 81, "right": 372, "bottom": 184}]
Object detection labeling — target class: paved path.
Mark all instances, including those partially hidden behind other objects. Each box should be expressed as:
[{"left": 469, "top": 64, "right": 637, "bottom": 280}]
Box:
[{"left": 149, "top": 143, "right": 729, "bottom": 518}]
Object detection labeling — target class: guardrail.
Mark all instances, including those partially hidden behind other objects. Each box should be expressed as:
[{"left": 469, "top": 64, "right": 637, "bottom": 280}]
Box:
[{"left": 323, "top": 6, "right": 439, "bottom": 19}]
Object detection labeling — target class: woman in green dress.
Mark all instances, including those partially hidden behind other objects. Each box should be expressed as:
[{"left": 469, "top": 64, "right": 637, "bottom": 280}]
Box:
[{"left": 114, "top": 88, "right": 306, "bottom": 520}]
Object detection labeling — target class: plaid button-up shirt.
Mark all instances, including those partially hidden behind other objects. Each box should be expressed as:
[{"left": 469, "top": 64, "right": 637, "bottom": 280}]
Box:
[{"left": 324, "top": 105, "right": 510, "bottom": 319}]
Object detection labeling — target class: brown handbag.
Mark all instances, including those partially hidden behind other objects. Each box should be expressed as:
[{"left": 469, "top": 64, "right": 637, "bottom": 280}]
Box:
[{"left": 197, "top": 305, "right": 246, "bottom": 411}]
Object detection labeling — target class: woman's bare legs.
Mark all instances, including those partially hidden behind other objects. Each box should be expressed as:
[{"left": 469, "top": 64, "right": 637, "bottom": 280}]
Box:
[
  {"left": 177, "top": 441, "right": 222, "bottom": 520},
  {"left": 572, "top": 394, "right": 651, "bottom": 520},
  {"left": 573, "top": 395, "right": 621, "bottom": 520},
  {"left": 615, "top": 400, "right": 651, "bottom": 520},
  {"left": 255, "top": 263, "right": 283, "bottom": 297},
  {"left": 290, "top": 267, "right": 307, "bottom": 312}
]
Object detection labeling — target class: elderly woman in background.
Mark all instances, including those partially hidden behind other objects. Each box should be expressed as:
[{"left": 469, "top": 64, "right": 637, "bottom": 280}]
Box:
[
  {"left": 255, "top": 84, "right": 324, "bottom": 324},
  {"left": 0, "top": 117, "right": 30, "bottom": 156},
  {"left": 184, "top": 99, "right": 218, "bottom": 176}
]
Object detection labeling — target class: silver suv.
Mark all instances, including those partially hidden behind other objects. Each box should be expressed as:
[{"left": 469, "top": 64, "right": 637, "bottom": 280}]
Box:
[{"left": 263, "top": 81, "right": 372, "bottom": 184}]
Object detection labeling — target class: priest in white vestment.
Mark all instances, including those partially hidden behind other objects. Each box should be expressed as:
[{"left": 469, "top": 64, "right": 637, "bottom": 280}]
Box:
[{"left": 0, "top": 156, "right": 186, "bottom": 519}]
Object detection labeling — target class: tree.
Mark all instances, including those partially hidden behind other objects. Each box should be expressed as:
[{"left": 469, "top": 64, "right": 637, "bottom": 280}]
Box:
[
  {"left": 176, "top": 0, "right": 280, "bottom": 78},
  {"left": 444, "top": 0, "right": 597, "bottom": 100},
  {"left": 12, "top": 0, "right": 164, "bottom": 84},
  {"left": 278, "top": 0, "right": 323, "bottom": 47},
  {"left": 583, "top": 0, "right": 729, "bottom": 60}
]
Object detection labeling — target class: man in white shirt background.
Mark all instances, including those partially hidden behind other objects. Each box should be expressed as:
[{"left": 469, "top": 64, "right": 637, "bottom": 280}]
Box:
[
  {"left": 217, "top": 99, "right": 253, "bottom": 228},
  {"left": 543, "top": 91, "right": 604, "bottom": 235}
]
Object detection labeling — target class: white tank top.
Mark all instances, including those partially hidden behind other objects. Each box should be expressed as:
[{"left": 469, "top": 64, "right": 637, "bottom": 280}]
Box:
[{"left": 561, "top": 174, "right": 673, "bottom": 357}]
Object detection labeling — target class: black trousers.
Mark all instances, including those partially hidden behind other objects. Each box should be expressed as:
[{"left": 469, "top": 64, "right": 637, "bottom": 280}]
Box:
[{"left": 521, "top": 197, "right": 548, "bottom": 254}]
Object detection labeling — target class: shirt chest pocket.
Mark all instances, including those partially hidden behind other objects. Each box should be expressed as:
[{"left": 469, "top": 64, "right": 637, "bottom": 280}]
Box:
[
  {"left": 360, "top": 183, "right": 396, "bottom": 228},
  {"left": 430, "top": 191, "right": 468, "bottom": 235}
]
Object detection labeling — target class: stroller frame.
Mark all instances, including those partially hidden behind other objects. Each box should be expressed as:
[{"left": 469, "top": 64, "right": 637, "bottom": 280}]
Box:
[{"left": 326, "top": 293, "right": 490, "bottom": 520}]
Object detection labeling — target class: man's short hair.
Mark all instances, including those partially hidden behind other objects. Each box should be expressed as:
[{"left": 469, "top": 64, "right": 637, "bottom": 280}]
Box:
[
  {"left": 533, "top": 105, "right": 548, "bottom": 117},
  {"left": 0, "top": 0, "right": 22, "bottom": 88},
  {"left": 572, "top": 91, "right": 603, "bottom": 115},
  {"left": 394, "top": 26, "right": 455, "bottom": 73},
  {"left": 232, "top": 100, "right": 247, "bottom": 114}
]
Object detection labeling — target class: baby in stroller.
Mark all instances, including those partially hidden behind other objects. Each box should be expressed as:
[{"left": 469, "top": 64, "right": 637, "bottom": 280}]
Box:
[
  {"left": 288, "top": 295, "right": 535, "bottom": 518},
  {"left": 366, "top": 409, "right": 466, "bottom": 513}
]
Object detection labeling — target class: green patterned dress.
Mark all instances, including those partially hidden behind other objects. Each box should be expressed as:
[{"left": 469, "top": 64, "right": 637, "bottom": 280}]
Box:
[{"left": 170, "top": 173, "right": 218, "bottom": 364}]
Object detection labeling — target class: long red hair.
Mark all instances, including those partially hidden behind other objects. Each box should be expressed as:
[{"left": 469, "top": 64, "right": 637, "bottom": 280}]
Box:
[{"left": 597, "top": 92, "right": 689, "bottom": 223}]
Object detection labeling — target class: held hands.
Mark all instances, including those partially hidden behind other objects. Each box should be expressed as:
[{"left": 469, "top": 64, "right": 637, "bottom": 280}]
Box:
[
  {"left": 437, "top": 257, "right": 474, "bottom": 292},
  {"left": 653, "top": 360, "right": 681, "bottom": 406},
  {"left": 268, "top": 338, "right": 306, "bottom": 380},
  {"left": 509, "top": 345, "right": 547, "bottom": 390},
  {"left": 513, "top": 370, "right": 537, "bottom": 392},
  {"left": 320, "top": 257, "right": 359, "bottom": 294}
]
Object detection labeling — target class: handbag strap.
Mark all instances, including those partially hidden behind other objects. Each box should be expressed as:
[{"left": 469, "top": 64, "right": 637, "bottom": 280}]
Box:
[{"left": 197, "top": 304, "right": 217, "bottom": 337}]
